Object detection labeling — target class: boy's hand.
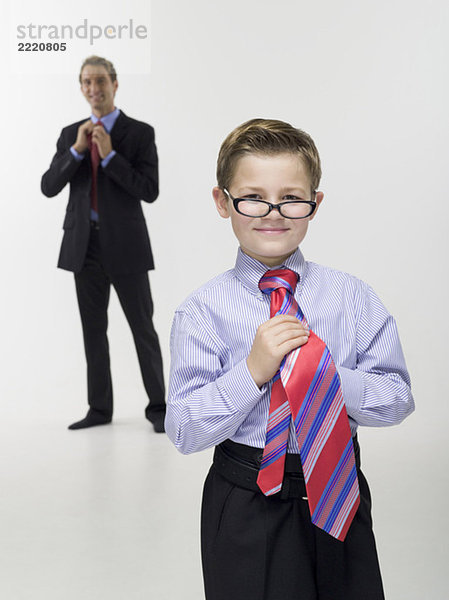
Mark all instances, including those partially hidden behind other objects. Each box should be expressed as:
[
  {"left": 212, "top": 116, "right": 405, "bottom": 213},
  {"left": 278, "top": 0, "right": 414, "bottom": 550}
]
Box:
[{"left": 247, "top": 315, "right": 310, "bottom": 388}]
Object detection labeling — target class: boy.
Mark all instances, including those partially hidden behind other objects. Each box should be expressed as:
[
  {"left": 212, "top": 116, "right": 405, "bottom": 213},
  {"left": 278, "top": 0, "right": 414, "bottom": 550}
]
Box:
[{"left": 166, "top": 119, "right": 414, "bottom": 600}]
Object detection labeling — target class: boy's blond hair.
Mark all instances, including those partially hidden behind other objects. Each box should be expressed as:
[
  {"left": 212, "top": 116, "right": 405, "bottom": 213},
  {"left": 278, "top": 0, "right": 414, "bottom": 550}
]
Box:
[
  {"left": 79, "top": 55, "right": 117, "bottom": 83},
  {"left": 216, "top": 118, "right": 321, "bottom": 192}
]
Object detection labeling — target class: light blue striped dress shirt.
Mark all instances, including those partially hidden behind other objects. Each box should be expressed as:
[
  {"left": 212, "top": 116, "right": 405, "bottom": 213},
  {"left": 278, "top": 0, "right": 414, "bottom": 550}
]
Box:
[{"left": 166, "top": 248, "right": 414, "bottom": 455}]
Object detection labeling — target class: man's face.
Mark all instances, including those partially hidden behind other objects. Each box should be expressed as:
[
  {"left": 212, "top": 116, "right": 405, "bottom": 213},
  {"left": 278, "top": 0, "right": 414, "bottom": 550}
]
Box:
[
  {"left": 213, "top": 153, "right": 323, "bottom": 267},
  {"left": 80, "top": 64, "right": 118, "bottom": 117}
]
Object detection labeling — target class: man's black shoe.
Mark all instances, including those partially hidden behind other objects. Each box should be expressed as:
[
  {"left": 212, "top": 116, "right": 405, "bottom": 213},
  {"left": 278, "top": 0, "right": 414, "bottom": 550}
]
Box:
[{"left": 68, "top": 412, "right": 112, "bottom": 430}]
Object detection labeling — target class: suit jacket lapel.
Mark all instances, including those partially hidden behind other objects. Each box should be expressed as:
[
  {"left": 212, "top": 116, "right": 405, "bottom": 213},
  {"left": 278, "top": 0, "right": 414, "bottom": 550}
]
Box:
[{"left": 110, "top": 110, "right": 130, "bottom": 148}]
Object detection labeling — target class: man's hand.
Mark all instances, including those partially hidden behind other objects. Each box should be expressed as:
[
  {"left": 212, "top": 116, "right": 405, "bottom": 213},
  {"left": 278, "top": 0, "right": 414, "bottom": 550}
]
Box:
[
  {"left": 91, "top": 123, "right": 113, "bottom": 159},
  {"left": 247, "top": 315, "right": 309, "bottom": 388},
  {"left": 72, "top": 119, "right": 94, "bottom": 154}
]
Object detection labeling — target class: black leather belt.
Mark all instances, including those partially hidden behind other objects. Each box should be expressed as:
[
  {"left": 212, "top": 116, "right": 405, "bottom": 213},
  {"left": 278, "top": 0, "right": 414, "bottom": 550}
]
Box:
[{"left": 212, "top": 437, "right": 360, "bottom": 500}]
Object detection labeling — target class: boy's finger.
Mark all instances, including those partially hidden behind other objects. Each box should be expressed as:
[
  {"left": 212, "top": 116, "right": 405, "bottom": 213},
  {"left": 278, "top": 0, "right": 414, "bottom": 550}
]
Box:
[
  {"left": 270, "top": 322, "right": 309, "bottom": 336},
  {"left": 270, "top": 314, "right": 301, "bottom": 324},
  {"left": 278, "top": 335, "right": 309, "bottom": 355},
  {"left": 280, "top": 329, "right": 309, "bottom": 343}
]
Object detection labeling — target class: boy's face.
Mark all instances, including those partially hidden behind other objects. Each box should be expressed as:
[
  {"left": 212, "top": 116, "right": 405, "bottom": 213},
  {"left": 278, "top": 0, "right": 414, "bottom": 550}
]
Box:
[{"left": 213, "top": 153, "right": 323, "bottom": 267}]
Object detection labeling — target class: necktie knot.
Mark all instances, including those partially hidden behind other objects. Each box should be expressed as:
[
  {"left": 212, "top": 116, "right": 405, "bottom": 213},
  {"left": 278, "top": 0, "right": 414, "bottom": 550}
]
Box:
[{"left": 259, "top": 268, "right": 298, "bottom": 296}]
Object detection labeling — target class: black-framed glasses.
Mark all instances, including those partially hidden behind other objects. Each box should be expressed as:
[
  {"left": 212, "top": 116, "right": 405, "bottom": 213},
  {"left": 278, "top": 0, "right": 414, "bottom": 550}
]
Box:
[{"left": 223, "top": 188, "right": 317, "bottom": 219}]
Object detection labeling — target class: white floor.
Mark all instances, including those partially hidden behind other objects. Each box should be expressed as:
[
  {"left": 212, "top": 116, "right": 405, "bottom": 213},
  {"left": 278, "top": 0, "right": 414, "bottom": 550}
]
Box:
[
  {"left": 0, "top": 401, "right": 211, "bottom": 600},
  {"left": 1, "top": 397, "right": 447, "bottom": 599}
]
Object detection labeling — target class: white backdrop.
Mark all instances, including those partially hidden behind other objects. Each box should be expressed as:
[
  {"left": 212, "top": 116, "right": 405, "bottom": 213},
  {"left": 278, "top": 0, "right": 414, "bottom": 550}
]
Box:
[{"left": 1, "top": 0, "right": 448, "bottom": 598}]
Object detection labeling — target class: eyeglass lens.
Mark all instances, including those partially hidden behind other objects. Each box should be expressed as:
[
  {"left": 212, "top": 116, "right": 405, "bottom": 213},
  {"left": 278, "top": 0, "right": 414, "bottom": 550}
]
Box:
[{"left": 237, "top": 199, "right": 313, "bottom": 218}]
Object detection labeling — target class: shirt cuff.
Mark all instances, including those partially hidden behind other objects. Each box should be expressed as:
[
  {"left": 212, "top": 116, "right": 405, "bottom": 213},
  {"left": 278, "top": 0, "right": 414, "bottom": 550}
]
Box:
[
  {"left": 338, "top": 366, "right": 364, "bottom": 418},
  {"left": 101, "top": 150, "right": 116, "bottom": 168},
  {"left": 70, "top": 146, "right": 85, "bottom": 161},
  {"left": 216, "top": 358, "right": 266, "bottom": 414}
]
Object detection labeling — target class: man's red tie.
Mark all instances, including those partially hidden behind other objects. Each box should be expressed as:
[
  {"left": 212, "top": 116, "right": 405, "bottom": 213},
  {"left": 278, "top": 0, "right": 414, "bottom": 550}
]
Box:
[
  {"left": 256, "top": 268, "right": 360, "bottom": 541},
  {"left": 87, "top": 121, "right": 103, "bottom": 213}
]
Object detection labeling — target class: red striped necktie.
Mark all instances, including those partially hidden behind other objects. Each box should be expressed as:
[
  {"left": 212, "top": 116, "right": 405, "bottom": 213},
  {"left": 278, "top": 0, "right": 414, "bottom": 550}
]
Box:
[
  {"left": 257, "top": 268, "right": 360, "bottom": 541},
  {"left": 87, "top": 121, "right": 103, "bottom": 213}
]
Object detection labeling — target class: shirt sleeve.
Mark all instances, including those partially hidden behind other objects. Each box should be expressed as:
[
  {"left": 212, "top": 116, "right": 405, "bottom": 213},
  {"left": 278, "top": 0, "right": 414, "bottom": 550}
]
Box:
[
  {"left": 101, "top": 150, "right": 116, "bottom": 167},
  {"left": 338, "top": 283, "right": 414, "bottom": 428},
  {"left": 70, "top": 146, "right": 85, "bottom": 161},
  {"left": 166, "top": 309, "right": 265, "bottom": 454}
]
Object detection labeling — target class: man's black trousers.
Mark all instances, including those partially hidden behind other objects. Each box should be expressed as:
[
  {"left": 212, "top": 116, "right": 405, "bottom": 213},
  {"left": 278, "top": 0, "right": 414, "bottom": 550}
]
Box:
[{"left": 73, "top": 227, "right": 165, "bottom": 420}]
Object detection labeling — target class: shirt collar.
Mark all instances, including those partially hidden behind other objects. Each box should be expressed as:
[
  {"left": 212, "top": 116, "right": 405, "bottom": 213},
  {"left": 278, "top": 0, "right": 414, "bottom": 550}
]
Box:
[
  {"left": 91, "top": 107, "right": 120, "bottom": 133},
  {"left": 234, "top": 247, "right": 306, "bottom": 296}
]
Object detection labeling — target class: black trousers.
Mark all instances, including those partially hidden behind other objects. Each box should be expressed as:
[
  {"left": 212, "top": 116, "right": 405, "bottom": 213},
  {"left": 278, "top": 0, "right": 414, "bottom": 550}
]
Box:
[
  {"left": 73, "top": 227, "right": 165, "bottom": 420},
  {"left": 201, "top": 439, "right": 385, "bottom": 600}
]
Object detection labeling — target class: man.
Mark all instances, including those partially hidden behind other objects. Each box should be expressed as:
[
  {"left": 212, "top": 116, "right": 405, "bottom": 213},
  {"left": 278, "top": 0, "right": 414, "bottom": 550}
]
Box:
[{"left": 41, "top": 56, "right": 166, "bottom": 433}]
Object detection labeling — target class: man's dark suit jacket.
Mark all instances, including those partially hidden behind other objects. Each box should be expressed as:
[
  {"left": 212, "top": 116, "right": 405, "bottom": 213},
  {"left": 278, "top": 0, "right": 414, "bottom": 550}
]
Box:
[{"left": 41, "top": 110, "right": 158, "bottom": 275}]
